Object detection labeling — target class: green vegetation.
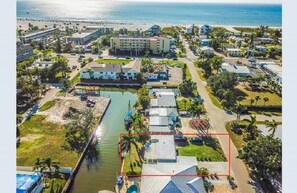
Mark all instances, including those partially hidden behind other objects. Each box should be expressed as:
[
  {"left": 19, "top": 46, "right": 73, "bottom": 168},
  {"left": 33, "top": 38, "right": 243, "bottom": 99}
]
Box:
[
  {"left": 177, "top": 98, "right": 193, "bottom": 111},
  {"left": 95, "top": 58, "right": 132, "bottom": 65},
  {"left": 238, "top": 135, "right": 281, "bottom": 180},
  {"left": 137, "top": 85, "right": 150, "bottom": 109},
  {"left": 39, "top": 100, "right": 56, "bottom": 112},
  {"left": 42, "top": 176, "right": 66, "bottom": 193},
  {"left": 207, "top": 72, "right": 239, "bottom": 110},
  {"left": 121, "top": 138, "right": 143, "bottom": 175},
  {"left": 17, "top": 115, "right": 79, "bottom": 167},
  {"left": 70, "top": 73, "right": 80, "bottom": 86},
  {"left": 179, "top": 80, "right": 197, "bottom": 97},
  {"left": 197, "top": 70, "right": 206, "bottom": 82},
  {"left": 225, "top": 122, "right": 245, "bottom": 149},
  {"left": 205, "top": 86, "right": 223, "bottom": 109},
  {"left": 236, "top": 85, "right": 281, "bottom": 107},
  {"left": 177, "top": 139, "right": 226, "bottom": 162}
]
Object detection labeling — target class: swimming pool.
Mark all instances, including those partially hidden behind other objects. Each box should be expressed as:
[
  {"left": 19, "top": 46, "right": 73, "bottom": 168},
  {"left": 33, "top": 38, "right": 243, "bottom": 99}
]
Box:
[
  {"left": 126, "top": 185, "right": 138, "bottom": 193},
  {"left": 16, "top": 172, "right": 43, "bottom": 193}
]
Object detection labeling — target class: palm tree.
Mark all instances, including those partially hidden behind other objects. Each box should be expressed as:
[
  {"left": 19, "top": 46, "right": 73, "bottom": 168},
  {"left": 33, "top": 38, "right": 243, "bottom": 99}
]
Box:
[
  {"left": 43, "top": 157, "right": 60, "bottom": 175},
  {"left": 263, "top": 97, "right": 269, "bottom": 106},
  {"left": 233, "top": 103, "right": 246, "bottom": 124},
  {"left": 181, "top": 99, "right": 187, "bottom": 112},
  {"left": 119, "top": 135, "right": 141, "bottom": 166},
  {"left": 187, "top": 101, "right": 203, "bottom": 119},
  {"left": 211, "top": 56, "right": 223, "bottom": 74},
  {"left": 266, "top": 119, "right": 279, "bottom": 137},
  {"left": 33, "top": 157, "right": 46, "bottom": 173},
  {"left": 255, "top": 96, "right": 261, "bottom": 105},
  {"left": 243, "top": 115, "right": 260, "bottom": 140}
]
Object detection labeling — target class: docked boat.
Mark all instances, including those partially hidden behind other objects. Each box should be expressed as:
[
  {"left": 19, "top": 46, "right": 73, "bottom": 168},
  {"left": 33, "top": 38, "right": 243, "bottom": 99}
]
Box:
[
  {"left": 116, "top": 176, "right": 123, "bottom": 186},
  {"left": 124, "top": 100, "right": 132, "bottom": 127}
]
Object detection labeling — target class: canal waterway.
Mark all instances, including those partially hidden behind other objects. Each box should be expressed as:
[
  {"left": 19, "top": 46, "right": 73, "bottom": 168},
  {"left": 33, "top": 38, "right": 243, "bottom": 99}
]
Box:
[{"left": 71, "top": 90, "right": 137, "bottom": 193}]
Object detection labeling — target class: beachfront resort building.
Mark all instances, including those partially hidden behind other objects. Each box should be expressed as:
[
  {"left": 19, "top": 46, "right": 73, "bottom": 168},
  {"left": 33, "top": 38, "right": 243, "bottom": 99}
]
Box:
[
  {"left": 80, "top": 59, "right": 141, "bottom": 81},
  {"left": 221, "top": 62, "right": 251, "bottom": 77},
  {"left": 110, "top": 36, "right": 171, "bottom": 55},
  {"left": 22, "top": 28, "right": 58, "bottom": 43},
  {"left": 17, "top": 43, "right": 33, "bottom": 63},
  {"left": 66, "top": 27, "right": 112, "bottom": 45},
  {"left": 200, "top": 24, "right": 213, "bottom": 35}
]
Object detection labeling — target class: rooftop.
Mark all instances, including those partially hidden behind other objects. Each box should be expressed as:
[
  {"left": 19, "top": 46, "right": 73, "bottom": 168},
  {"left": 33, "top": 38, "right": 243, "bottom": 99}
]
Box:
[
  {"left": 221, "top": 63, "right": 250, "bottom": 74},
  {"left": 144, "top": 135, "right": 176, "bottom": 161},
  {"left": 149, "top": 108, "right": 178, "bottom": 117},
  {"left": 17, "top": 171, "right": 42, "bottom": 193},
  {"left": 150, "top": 116, "right": 173, "bottom": 126},
  {"left": 141, "top": 156, "right": 205, "bottom": 193}
]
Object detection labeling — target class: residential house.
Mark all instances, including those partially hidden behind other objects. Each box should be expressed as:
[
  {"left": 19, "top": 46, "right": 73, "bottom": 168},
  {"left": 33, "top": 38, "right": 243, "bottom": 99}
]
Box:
[
  {"left": 149, "top": 108, "right": 178, "bottom": 122},
  {"left": 144, "top": 135, "right": 176, "bottom": 162},
  {"left": 225, "top": 48, "right": 241, "bottom": 57},
  {"left": 17, "top": 171, "right": 44, "bottom": 193},
  {"left": 221, "top": 62, "right": 251, "bottom": 77},
  {"left": 16, "top": 44, "right": 33, "bottom": 63},
  {"left": 260, "top": 62, "right": 282, "bottom": 86},
  {"left": 150, "top": 92, "right": 177, "bottom": 108},
  {"left": 148, "top": 25, "right": 161, "bottom": 36},
  {"left": 141, "top": 156, "right": 206, "bottom": 193},
  {"left": 198, "top": 46, "right": 214, "bottom": 57},
  {"left": 28, "top": 60, "right": 53, "bottom": 69},
  {"left": 143, "top": 64, "right": 169, "bottom": 81},
  {"left": 255, "top": 45, "right": 266, "bottom": 53},
  {"left": 149, "top": 116, "right": 174, "bottom": 133},
  {"left": 80, "top": 59, "right": 141, "bottom": 81},
  {"left": 200, "top": 39, "right": 211, "bottom": 47},
  {"left": 200, "top": 24, "right": 213, "bottom": 35}
]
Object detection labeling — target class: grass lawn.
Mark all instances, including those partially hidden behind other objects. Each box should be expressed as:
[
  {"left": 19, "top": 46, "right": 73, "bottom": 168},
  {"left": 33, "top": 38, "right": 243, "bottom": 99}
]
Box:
[
  {"left": 17, "top": 115, "right": 79, "bottom": 167},
  {"left": 161, "top": 27, "right": 176, "bottom": 35},
  {"left": 122, "top": 142, "right": 143, "bottom": 175},
  {"left": 176, "top": 98, "right": 192, "bottom": 111},
  {"left": 197, "top": 70, "right": 206, "bottom": 81},
  {"left": 225, "top": 122, "right": 245, "bottom": 150},
  {"left": 70, "top": 73, "right": 80, "bottom": 86},
  {"left": 177, "top": 140, "right": 226, "bottom": 162},
  {"left": 95, "top": 58, "right": 132, "bottom": 65},
  {"left": 236, "top": 85, "right": 282, "bottom": 106},
  {"left": 205, "top": 86, "right": 223, "bottom": 109},
  {"left": 39, "top": 100, "right": 56, "bottom": 112},
  {"left": 42, "top": 176, "right": 67, "bottom": 193}
]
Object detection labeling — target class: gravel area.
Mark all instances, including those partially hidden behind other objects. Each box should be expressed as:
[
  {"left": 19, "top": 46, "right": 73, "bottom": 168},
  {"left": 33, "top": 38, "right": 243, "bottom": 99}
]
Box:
[{"left": 37, "top": 95, "right": 110, "bottom": 124}]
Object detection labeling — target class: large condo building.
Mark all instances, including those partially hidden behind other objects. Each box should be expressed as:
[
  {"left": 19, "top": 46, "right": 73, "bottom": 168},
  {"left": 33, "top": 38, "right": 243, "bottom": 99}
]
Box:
[
  {"left": 110, "top": 36, "right": 170, "bottom": 54},
  {"left": 16, "top": 43, "right": 33, "bottom": 63},
  {"left": 67, "top": 26, "right": 113, "bottom": 45}
]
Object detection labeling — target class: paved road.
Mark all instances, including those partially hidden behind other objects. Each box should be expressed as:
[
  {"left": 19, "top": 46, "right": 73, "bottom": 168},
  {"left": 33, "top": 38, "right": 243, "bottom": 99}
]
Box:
[{"left": 181, "top": 40, "right": 282, "bottom": 193}]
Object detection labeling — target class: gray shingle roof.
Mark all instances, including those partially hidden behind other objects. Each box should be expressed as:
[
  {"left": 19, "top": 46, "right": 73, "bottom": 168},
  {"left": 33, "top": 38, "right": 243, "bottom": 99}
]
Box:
[
  {"left": 141, "top": 156, "right": 206, "bottom": 193},
  {"left": 150, "top": 92, "right": 177, "bottom": 108}
]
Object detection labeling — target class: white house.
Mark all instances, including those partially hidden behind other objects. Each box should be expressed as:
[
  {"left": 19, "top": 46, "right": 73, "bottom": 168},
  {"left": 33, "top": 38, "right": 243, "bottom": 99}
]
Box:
[
  {"left": 80, "top": 59, "right": 141, "bottom": 80},
  {"left": 185, "top": 25, "right": 194, "bottom": 35},
  {"left": 221, "top": 62, "right": 251, "bottom": 77},
  {"left": 225, "top": 48, "right": 241, "bottom": 57},
  {"left": 200, "top": 39, "right": 211, "bottom": 47},
  {"left": 150, "top": 92, "right": 177, "bottom": 108},
  {"left": 261, "top": 63, "right": 282, "bottom": 86},
  {"left": 200, "top": 24, "right": 213, "bottom": 35},
  {"left": 198, "top": 46, "right": 214, "bottom": 56}
]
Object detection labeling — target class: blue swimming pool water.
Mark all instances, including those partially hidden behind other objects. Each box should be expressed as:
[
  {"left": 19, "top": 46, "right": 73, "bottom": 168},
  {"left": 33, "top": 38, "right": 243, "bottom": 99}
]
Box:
[
  {"left": 16, "top": 172, "right": 42, "bottom": 193},
  {"left": 126, "top": 185, "right": 138, "bottom": 193}
]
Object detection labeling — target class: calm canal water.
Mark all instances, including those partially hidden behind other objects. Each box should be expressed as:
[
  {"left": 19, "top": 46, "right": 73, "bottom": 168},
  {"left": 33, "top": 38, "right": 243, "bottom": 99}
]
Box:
[{"left": 71, "top": 90, "right": 137, "bottom": 193}]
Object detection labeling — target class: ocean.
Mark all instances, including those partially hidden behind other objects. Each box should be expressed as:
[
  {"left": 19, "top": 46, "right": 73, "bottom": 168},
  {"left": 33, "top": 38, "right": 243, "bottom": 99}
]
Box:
[{"left": 17, "top": 0, "right": 282, "bottom": 27}]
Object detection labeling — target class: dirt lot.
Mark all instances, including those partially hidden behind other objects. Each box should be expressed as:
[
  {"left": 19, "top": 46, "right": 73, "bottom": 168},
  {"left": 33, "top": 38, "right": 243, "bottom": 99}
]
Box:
[{"left": 37, "top": 95, "right": 110, "bottom": 124}]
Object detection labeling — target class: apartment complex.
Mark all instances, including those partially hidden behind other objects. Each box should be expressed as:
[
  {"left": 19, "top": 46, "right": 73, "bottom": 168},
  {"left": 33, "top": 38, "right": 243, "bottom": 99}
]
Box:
[
  {"left": 22, "top": 28, "right": 58, "bottom": 43},
  {"left": 67, "top": 26, "right": 113, "bottom": 45},
  {"left": 16, "top": 44, "right": 33, "bottom": 63},
  {"left": 110, "top": 36, "right": 170, "bottom": 55}
]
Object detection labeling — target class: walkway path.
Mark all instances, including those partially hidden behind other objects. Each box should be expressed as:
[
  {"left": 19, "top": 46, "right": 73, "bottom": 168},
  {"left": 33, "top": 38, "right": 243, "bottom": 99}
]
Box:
[{"left": 180, "top": 40, "right": 282, "bottom": 193}]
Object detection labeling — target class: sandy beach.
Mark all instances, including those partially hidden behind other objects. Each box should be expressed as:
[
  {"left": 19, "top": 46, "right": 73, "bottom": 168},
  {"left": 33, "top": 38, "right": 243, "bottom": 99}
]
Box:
[{"left": 16, "top": 18, "right": 282, "bottom": 31}]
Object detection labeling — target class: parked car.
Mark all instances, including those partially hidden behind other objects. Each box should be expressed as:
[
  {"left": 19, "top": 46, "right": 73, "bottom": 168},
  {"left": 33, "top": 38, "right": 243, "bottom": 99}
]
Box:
[
  {"left": 80, "top": 95, "right": 88, "bottom": 101},
  {"left": 98, "top": 56, "right": 103, "bottom": 59},
  {"left": 190, "top": 137, "right": 203, "bottom": 143},
  {"left": 174, "top": 135, "right": 187, "bottom": 142},
  {"left": 125, "top": 56, "right": 131, "bottom": 59},
  {"left": 72, "top": 65, "right": 77, "bottom": 69},
  {"left": 172, "top": 58, "right": 178, "bottom": 60},
  {"left": 71, "top": 53, "right": 76, "bottom": 56}
]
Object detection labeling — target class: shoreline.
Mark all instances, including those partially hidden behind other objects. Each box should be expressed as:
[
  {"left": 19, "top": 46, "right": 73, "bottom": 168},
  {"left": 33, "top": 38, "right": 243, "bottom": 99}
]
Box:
[{"left": 16, "top": 18, "right": 282, "bottom": 30}]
